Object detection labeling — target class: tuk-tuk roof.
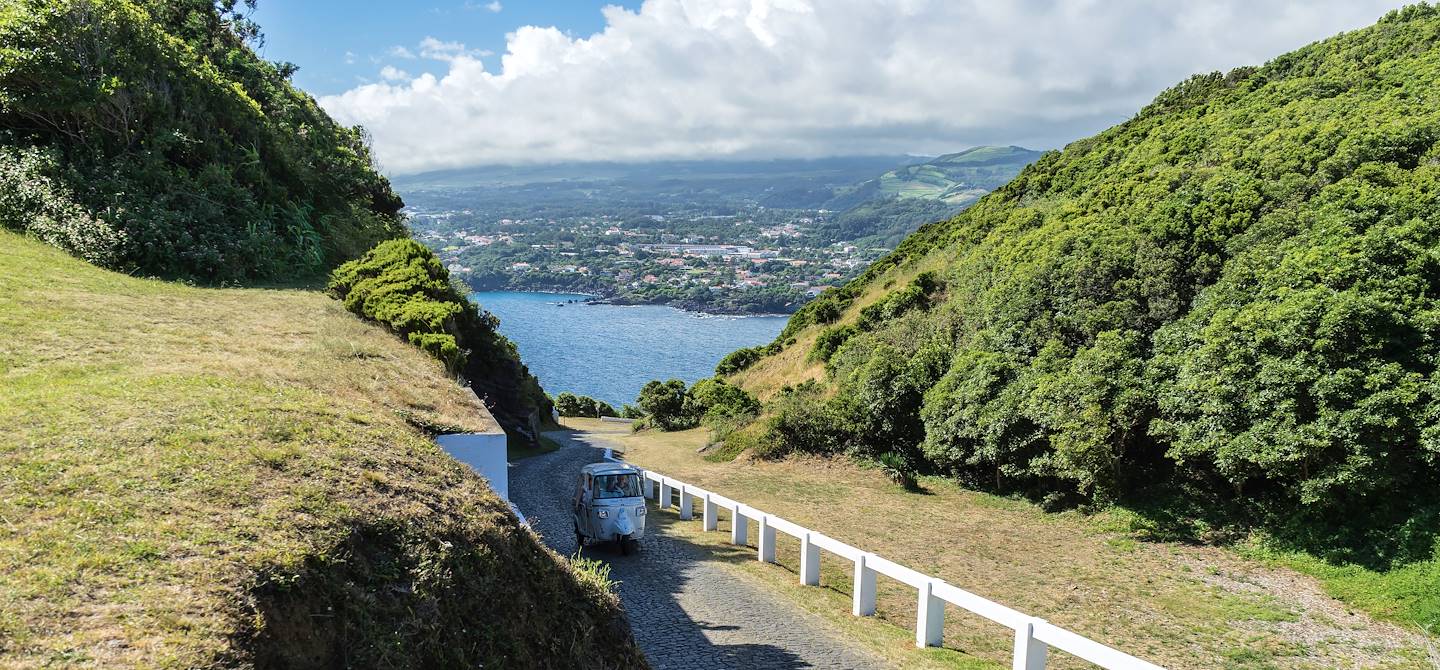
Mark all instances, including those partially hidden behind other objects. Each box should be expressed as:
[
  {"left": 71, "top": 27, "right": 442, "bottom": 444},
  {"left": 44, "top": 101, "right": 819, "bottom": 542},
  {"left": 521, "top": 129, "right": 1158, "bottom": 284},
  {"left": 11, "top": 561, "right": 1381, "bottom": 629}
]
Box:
[{"left": 580, "top": 462, "right": 640, "bottom": 477}]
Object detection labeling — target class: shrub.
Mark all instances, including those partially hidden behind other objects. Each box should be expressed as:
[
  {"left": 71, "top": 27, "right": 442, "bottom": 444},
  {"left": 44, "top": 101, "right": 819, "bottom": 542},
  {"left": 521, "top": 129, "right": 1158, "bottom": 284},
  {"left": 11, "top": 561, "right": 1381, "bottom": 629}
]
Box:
[
  {"left": 555, "top": 393, "right": 585, "bottom": 417},
  {"left": 635, "top": 379, "right": 696, "bottom": 431},
  {"left": 811, "top": 324, "right": 859, "bottom": 363},
  {"left": 760, "top": 382, "right": 850, "bottom": 459},
  {"left": 716, "top": 346, "right": 764, "bottom": 376},
  {"left": 329, "top": 239, "right": 553, "bottom": 440},
  {"left": 0, "top": 147, "right": 126, "bottom": 266},
  {"left": 556, "top": 393, "right": 618, "bottom": 418},
  {"left": 689, "top": 378, "right": 761, "bottom": 425}
]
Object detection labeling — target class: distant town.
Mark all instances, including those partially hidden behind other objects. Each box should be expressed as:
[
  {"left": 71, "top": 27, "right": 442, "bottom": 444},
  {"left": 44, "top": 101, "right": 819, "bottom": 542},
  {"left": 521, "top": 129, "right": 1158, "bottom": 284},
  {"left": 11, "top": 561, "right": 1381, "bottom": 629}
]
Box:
[{"left": 409, "top": 205, "right": 891, "bottom": 314}]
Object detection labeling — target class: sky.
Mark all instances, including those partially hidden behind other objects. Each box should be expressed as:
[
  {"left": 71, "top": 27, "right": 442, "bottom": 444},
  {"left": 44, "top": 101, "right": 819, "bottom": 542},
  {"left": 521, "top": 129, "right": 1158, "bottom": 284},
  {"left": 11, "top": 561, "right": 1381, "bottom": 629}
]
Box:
[{"left": 254, "top": 0, "right": 1411, "bottom": 175}]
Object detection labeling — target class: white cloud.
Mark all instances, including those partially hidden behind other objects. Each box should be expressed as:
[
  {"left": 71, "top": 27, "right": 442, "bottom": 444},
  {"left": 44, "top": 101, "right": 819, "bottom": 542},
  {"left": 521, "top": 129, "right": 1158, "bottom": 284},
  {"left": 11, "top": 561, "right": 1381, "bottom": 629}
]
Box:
[
  {"left": 387, "top": 45, "right": 417, "bottom": 59},
  {"left": 486, "top": 1, "right": 503, "bottom": 12},
  {"left": 320, "top": 0, "right": 1410, "bottom": 174},
  {"left": 379, "top": 65, "right": 411, "bottom": 82},
  {"left": 344, "top": 51, "right": 357, "bottom": 65},
  {"left": 418, "top": 37, "right": 471, "bottom": 61}
]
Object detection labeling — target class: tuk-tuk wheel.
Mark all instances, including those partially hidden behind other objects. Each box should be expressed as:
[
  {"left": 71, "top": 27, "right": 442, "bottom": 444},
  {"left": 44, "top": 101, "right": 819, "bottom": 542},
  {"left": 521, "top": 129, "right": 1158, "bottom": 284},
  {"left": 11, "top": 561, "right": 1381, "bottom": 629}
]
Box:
[
  {"left": 619, "top": 534, "right": 632, "bottom": 556},
  {"left": 574, "top": 525, "right": 584, "bottom": 549}
]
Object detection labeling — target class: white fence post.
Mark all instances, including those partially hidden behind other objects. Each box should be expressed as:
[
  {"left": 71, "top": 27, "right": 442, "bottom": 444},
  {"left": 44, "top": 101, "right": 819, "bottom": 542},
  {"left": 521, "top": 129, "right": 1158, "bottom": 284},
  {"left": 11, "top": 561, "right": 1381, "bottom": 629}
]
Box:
[
  {"left": 1012, "top": 620, "right": 1048, "bottom": 670},
  {"left": 679, "top": 486, "right": 693, "bottom": 520},
  {"left": 730, "top": 505, "right": 748, "bottom": 545},
  {"left": 916, "top": 578, "right": 944, "bottom": 648},
  {"left": 703, "top": 493, "right": 717, "bottom": 531},
  {"left": 630, "top": 468, "right": 1163, "bottom": 669},
  {"left": 800, "top": 532, "right": 820, "bottom": 586},
  {"left": 758, "top": 514, "right": 776, "bottom": 563},
  {"left": 853, "top": 553, "right": 877, "bottom": 616}
]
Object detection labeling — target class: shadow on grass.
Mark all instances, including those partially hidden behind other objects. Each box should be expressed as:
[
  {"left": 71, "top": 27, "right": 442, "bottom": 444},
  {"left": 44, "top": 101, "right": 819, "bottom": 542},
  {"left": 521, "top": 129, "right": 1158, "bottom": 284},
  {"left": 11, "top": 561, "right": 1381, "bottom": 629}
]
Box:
[{"left": 1118, "top": 477, "right": 1440, "bottom": 573}]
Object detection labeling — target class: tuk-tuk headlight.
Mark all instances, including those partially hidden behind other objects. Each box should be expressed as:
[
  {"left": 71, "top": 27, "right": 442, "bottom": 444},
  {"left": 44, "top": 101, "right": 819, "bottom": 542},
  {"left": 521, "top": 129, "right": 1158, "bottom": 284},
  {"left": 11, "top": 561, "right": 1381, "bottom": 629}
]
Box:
[
  {"left": 596, "top": 509, "right": 608, "bottom": 519},
  {"left": 635, "top": 506, "right": 646, "bottom": 516}
]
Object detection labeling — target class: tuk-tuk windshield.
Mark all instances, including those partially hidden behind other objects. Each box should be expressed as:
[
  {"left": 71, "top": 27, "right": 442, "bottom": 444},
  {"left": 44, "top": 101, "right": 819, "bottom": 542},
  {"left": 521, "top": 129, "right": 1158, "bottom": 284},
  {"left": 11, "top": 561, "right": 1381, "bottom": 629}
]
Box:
[{"left": 594, "top": 473, "right": 642, "bottom": 499}]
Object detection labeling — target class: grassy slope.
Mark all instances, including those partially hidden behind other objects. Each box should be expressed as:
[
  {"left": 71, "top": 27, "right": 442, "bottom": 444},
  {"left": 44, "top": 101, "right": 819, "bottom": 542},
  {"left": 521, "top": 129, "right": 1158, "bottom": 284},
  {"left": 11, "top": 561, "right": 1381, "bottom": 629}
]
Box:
[
  {"left": 571, "top": 418, "right": 1434, "bottom": 669},
  {"left": 0, "top": 232, "right": 642, "bottom": 668}
]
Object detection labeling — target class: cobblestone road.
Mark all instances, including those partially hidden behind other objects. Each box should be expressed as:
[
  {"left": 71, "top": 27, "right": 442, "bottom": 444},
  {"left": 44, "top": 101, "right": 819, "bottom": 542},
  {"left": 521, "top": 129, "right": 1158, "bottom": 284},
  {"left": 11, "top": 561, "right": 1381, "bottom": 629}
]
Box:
[{"left": 510, "top": 431, "right": 887, "bottom": 670}]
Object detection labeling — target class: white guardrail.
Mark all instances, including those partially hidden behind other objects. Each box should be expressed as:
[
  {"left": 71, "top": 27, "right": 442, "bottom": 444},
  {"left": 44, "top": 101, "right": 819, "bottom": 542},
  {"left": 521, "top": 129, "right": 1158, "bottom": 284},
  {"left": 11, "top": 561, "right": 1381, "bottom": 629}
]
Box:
[{"left": 601, "top": 449, "right": 1166, "bottom": 670}]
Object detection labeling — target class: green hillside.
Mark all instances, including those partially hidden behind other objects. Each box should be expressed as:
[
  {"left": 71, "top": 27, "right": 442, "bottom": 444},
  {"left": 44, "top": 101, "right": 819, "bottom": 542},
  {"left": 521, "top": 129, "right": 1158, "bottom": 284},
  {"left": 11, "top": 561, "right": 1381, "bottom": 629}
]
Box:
[
  {"left": 814, "top": 146, "right": 1041, "bottom": 247},
  {"left": 0, "top": 0, "right": 404, "bottom": 282},
  {"left": 723, "top": 4, "right": 1440, "bottom": 628},
  {"left": 0, "top": 0, "right": 553, "bottom": 441},
  {"left": 876, "top": 146, "right": 1044, "bottom": 202},
  {"left": 826, "top": 146, "right": 1042, "bottom": 208},
  {"left": 0, "top": 232, "right": 644, "bottom": 668}
]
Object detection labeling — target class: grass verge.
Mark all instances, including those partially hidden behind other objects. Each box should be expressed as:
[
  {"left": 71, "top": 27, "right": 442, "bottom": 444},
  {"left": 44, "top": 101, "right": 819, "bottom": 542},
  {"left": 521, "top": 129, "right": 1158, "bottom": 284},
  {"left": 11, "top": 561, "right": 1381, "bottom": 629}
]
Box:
[
  {"left": 569, "top": 417, "right": 1434, "bottom": 670},
  {"left": 0, "top": 233, "right": 643, "bottom": 669}
]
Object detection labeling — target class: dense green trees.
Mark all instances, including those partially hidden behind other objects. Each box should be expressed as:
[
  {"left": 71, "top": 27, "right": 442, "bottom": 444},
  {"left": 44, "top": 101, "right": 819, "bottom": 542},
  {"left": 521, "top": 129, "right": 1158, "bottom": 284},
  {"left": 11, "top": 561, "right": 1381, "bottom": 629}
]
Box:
[
  {"left": 555, "top": 392, "right": 618, "bottom": 418},
  {"left": 634, "top": 377, "right": 760, "bottom": 432},
  {"left": 328, "top": 239, "right": 553, "bottom": 442},
  {"left": 0, "top": 0, "right": 403, "bottom": 280},
  {"left": 726, "top": 4, "right": 1440, "bottom": 560}
]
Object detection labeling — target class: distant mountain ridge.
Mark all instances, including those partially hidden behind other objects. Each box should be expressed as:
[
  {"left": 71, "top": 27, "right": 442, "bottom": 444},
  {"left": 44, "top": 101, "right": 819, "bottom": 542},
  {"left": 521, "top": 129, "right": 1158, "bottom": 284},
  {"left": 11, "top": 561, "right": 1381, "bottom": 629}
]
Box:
[{"left": 393, "top": 150, "right": 1040, "bottom": 215}]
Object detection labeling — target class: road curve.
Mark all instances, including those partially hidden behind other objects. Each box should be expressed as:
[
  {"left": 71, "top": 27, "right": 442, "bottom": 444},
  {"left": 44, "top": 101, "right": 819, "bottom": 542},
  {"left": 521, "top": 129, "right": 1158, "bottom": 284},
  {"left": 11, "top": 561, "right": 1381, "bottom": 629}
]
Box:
[{"left": 510, "top": 431, "right": 888, "bottom": 670}]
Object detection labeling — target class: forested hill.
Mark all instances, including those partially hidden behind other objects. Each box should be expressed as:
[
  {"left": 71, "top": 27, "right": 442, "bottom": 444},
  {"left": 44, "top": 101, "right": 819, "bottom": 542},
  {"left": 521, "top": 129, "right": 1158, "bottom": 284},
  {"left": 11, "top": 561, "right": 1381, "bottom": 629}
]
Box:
[
  {"left": 724, "top": 4, "right": 1440, "bottom": 568},
  {"left": 0, "top": 0, "right": 404, "bottom": 281},
  {"left": 0, "top": 0, "right": 552, "bottom": 439}
]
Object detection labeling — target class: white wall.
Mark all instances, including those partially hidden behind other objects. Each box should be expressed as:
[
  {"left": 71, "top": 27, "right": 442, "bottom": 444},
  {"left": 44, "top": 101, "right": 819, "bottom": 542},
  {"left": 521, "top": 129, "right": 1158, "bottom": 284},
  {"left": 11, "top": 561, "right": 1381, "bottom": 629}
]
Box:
[{"left": 437, "top": 431, "right": 509, "bottom": 501}]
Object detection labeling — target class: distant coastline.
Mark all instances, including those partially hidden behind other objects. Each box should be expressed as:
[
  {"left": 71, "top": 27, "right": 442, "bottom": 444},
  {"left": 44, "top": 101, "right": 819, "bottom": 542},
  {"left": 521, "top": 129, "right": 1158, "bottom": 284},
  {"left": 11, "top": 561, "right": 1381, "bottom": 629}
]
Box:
[{"left": 465, "top": 281, "right": 800, "bottom": 317}]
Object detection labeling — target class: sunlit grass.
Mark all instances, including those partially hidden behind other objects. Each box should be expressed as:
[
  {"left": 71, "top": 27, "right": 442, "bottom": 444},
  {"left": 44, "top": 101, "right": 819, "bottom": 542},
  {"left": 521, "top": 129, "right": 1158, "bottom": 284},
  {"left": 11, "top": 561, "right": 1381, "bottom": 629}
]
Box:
[
  {"left": 568, "top": 417, "right": 1436, "bottom": 669},
  {"left": 0, "top": 232, "right": 516, "bottom": 667}
]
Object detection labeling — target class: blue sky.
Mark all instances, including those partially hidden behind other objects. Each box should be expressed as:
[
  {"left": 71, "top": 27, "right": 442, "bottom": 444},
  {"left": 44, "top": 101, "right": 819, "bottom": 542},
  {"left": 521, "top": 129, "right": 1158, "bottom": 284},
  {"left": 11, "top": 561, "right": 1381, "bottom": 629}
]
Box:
[{"left": 252, "top": 1, "right": 640, "bottom": 96}]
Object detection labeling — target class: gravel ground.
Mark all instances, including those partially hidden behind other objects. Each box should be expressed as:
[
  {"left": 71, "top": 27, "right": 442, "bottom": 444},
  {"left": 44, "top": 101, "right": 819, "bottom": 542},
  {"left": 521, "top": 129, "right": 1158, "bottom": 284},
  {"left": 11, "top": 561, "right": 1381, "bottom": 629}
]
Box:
[{"left": 510, "top": 431, "right": 888, "bottom": 670}]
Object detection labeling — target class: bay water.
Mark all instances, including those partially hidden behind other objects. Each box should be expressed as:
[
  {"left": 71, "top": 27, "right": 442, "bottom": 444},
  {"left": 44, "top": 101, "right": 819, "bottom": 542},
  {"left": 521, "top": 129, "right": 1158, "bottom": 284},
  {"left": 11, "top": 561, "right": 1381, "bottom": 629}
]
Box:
[{"left": 470, "top": 291, "right": 788, "bottom": 408}]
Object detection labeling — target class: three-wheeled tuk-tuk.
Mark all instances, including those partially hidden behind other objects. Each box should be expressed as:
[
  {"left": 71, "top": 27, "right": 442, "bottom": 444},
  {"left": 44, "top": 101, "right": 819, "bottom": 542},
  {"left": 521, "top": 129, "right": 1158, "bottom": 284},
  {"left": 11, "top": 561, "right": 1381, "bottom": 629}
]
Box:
[{"left": 573, "top": 462, "right": 647, "bottom": 554}]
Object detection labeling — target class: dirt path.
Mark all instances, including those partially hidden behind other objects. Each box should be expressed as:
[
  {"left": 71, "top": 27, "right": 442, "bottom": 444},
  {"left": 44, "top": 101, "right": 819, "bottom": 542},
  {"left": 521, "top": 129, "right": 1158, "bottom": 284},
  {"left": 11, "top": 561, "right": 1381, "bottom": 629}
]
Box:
[{"left": 510, "top": 430, "right": 888, "bottom": 670}]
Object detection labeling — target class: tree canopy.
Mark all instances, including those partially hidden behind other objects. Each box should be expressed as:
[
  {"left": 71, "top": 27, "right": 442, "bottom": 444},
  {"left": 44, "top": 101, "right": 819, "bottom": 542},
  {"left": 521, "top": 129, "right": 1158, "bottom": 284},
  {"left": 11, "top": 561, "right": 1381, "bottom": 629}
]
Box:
[
  {"left": 0, "top": 0, "right": 404, "bottom": 281},
  {"left": 727, "top": 4, "right": 1440, "bottom": 564}
]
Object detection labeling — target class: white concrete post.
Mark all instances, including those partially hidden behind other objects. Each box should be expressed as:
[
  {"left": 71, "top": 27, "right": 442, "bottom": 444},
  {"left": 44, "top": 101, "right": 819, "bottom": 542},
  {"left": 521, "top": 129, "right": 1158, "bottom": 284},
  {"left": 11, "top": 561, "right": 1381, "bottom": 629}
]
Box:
[
  {"left": 758, "top": 515, "right": 776, "bottom": 563},
  {"left": 702, "top": 493, "right": 717, "bottom": 531},
  {"left": 730, "top": 505, "right": 748, "bottom": 545},
  {"left": 678, "top": 486, "right": 693, "bottom": 520},
  {"left": 644, "top": 476, "right": 655, "bottom": 500},
  {"left": 915, "top": 579, "right": 944, "bottom": 648},
  {"left": 659, "top": 480, "right": 672, "bottom": 509},
  {"left": 1012, "top": 620, "right": 1048, "bottom": 670},
  {"left": 852, "top": 554, "right": 877, "bottom": 616},
  {"left": 800, "top": 532, "right": 820, "bottom": 586}
]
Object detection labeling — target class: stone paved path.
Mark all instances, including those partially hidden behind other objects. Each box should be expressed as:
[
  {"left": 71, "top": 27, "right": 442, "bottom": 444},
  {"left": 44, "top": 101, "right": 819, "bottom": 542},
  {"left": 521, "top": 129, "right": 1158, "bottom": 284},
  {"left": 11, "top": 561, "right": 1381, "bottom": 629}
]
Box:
[{"left": 510, "top": 430, "right": 888, "bottom": 670}]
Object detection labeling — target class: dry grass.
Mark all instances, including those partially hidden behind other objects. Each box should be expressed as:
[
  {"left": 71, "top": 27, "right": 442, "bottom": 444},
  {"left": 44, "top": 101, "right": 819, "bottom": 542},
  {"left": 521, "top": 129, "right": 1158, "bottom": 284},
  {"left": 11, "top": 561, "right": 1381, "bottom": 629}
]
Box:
[
  {"left": 566, "top": 417, "right": 1433, "bottom": 669},
  {"left": 0, "top": 233, "right": 639, "bottom": 669}
]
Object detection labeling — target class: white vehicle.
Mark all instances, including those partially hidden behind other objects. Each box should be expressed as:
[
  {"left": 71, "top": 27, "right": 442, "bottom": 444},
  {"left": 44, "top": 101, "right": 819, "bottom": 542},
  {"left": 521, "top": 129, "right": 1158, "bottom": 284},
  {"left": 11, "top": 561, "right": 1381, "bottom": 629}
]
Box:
[{"left": 573, "top": 462, "right": 647, "bottom": 554}]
